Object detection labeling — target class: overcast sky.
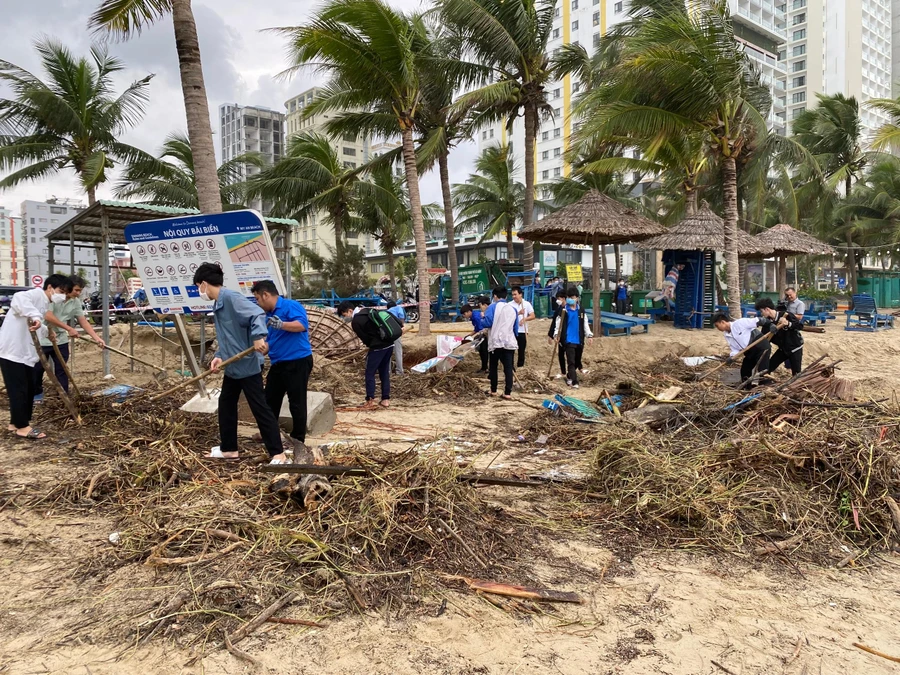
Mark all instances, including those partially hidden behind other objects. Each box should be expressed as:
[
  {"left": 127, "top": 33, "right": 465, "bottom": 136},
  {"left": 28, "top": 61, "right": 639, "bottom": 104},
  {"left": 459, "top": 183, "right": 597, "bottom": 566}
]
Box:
[{"left": 0, "top": 0, "right": 480, "bottom": 214}]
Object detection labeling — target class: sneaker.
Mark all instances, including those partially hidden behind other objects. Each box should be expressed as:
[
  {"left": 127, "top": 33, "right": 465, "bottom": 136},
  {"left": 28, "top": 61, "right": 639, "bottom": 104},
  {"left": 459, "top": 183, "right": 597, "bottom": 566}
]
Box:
[
  {"left": 33, "top": 394, "right": 43, "bottom": 404},
  {"left": 579, "top": 369, "right": 591, "bottom": 375},
  {"left": 554, "top": 374, "right": 564, "bottom": 380},
  {"left": 566, "top": 380, "right": 573, "bottom": 387},
  {"left": 572, "top": 384, "right": 580, "bottom": 389}
]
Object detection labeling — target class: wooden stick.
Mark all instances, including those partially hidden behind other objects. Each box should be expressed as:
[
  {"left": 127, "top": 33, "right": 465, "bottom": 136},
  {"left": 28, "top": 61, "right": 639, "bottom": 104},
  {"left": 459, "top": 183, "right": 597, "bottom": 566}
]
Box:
[
  {"left": 853, "top": 643, "right": 900, "bottom": 664},
  {"left": 884, "top": 496, "right": 900, "bottom": 540},
  {"left": 437, "top": 517, "right": 488, "bottom": 568},
  {"left": 711, "top": 660, "right": 739, "bottom": 675},
  {"left": 699, "top": 331, "right": 773, "bottom": 381},
  {"left": 76, "top": 334, "right": 166, "bottom": 373},
  {"left": 464, "top": 579, "right": 583, "bottom": 604},
  {"left": 265, "top": 617, "right": 325, "bottom": 628},
  {"left": 226, "top": 591, "right": 296, "bottom": 646},
  {"left": 31, "top": 332, "right": 81, "bottom": 425},
  {"left": 150, "top": 347, "right": 256, "bottom": 401},
  {"left": 48, "top": 332, "right": 81, "bottom": 398},
  {"left": 258, "top": 464, "right": 547, "bottom": 488}
]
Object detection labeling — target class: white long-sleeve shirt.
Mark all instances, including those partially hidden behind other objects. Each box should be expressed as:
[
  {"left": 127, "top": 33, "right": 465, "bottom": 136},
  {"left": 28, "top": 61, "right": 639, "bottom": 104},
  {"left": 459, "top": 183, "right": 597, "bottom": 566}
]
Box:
[
  {"left": 722, "top": 317, "right": 760, "bottom": 356},
  {"left": 0, "top": 288, "right": 49, "bottom": 366}
]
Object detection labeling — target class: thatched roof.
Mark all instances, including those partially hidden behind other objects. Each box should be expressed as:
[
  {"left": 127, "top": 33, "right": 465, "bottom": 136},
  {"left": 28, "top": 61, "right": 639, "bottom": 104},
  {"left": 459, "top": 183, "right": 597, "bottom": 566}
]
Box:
[
  {"left": 518, "top": 190, "right": 665, "bottom": 245},
  {"left": 754, "top": 224, "right": 835, "bottom": 256},
  {"left": 637, "top": 203, "right": 774, "bottom": 257}
]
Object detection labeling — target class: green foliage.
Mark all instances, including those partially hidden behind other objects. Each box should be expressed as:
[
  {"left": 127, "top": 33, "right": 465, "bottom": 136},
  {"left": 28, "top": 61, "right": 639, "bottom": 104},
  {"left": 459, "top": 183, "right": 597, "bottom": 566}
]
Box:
[
  {"left": 627, "top": 269, "right": 646, "bottom": 289},
  {"left": 295, "top": 242, "right": 368, "bottom": 297},
  {"left": 0, "top": 39, "right": 153, "bottom": 199}
]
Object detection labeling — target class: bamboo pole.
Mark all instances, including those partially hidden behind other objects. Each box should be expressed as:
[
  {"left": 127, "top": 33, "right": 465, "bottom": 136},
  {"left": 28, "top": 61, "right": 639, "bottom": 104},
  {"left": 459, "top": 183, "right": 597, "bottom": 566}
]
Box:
[
  {"left": 699, "top": 331, "right": 774, "bottom": 381},
  {"left": 31, "top": 332, "right": 81, "bottom": 425},
  {"left": 76, "top": 334, "right": 167, "bottom": 373},
  {"left": 48, "top": 332, "right": 81, "bottom": 398}
]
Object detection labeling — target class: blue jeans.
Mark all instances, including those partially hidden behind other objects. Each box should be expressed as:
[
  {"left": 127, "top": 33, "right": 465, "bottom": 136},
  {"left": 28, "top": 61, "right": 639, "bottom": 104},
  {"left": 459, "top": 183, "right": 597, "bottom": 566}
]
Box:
[
  {"left": 33, "top": 343, "right": 69, "bottom": 394},
  {"left": 366, "top": 347, "right": 393, "bottom": 401}
]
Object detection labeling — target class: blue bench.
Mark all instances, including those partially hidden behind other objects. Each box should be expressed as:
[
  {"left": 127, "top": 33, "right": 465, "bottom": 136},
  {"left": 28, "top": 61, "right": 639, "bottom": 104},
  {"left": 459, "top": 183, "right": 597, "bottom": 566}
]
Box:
[
  {"left": 600, "top": 311, "right": 652, "bottom": 336},
  {"left": 845, "top": 294, "right": 895, "bottom": 331}
]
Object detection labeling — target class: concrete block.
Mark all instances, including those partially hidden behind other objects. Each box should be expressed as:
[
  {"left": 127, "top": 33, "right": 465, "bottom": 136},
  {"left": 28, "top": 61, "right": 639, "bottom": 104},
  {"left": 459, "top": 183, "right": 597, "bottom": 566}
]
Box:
[{"left": 183, "top": 389, "right": 336, "bottom": 437}]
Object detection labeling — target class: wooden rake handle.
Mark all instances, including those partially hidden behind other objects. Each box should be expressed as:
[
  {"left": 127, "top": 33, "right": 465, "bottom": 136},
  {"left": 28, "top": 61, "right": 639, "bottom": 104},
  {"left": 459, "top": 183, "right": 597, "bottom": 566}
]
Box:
[
  {"left": 76, "top": 334, "right": 166, "bottom": 373},
  {"left": 150, "top": 347, "right": 256, "bottom": 401}
]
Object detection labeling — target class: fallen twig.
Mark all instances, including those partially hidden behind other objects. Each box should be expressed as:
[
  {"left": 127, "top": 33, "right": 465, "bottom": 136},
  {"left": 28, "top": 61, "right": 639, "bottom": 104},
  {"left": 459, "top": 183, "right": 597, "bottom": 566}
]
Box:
[
  {"left": 852, "top": 642, "right": 900, "bottom": 664},
  {"left": 436, "top": 517, "right": 488, "bottom": 568},
  {"left": 226, "top": 591, "right": 297, "bottom": 646}
]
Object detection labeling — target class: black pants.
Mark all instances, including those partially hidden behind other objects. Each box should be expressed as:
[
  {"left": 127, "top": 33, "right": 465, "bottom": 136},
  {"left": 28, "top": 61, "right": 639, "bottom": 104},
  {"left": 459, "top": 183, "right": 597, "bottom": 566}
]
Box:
[
  {"left": 557, "top": 344, "right": 566, "bottom": 375},
  {"left": 615, "top": 297, "right": 627, "bottom": 314},
  {"left": 0, "top": 357, "right": 37, "bottom": 429},
  {"left": 489, "top": 348, "right": 514, "bottom": 396},
  {"left": 33, "top": 343, "right": 69, "bottom": 395},
  {"left": 740, "top": 341, "right": 772, "bottom": 382},
  {"left": 769, "top": 347, "right": 802, "bottom": 376},
  {"left": 515, "top": 333, "right": 527, "bottom": 368},
  {"left": 219, "top": 372, "right": 283, "bottom": 457},
  {"left": 564, "top": 344, "right": 582, "bottom": 384},
  {"left": 365, "top": 347, "right": 392, "bottom": 400},
  {"left": 265, "top": 355, "right": 313, "bottom": 443},
  {"left": 478, "top": 338, "right": 489, "bottom": 370}
]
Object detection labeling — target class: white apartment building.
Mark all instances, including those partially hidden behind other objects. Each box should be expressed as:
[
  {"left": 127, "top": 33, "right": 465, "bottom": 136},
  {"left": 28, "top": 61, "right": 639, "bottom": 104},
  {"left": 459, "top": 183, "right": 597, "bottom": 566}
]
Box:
[
  {"left": 0, "top": 206, "right": 26, "bottom": 286},
  {"left": 218, "top": 103, "right": 285, "bottom": 214},
  {"left": 20, "top": 199, "right": 100, "bottom": 290},
  {"left": 785, "top": 0, "right": 893, "bottom": 142}
]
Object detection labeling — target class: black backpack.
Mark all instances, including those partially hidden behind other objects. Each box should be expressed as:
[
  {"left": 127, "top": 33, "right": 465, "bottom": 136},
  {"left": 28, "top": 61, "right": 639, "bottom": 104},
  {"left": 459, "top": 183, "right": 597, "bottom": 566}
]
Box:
[{"left": 351, "top": 307, "right": 403, "bottom": 349}]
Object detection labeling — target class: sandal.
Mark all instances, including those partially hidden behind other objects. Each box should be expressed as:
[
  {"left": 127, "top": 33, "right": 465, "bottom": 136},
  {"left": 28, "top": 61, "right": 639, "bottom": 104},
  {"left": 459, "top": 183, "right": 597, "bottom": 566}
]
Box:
[
  {"left": 360, "top": 400, "right": 378, "bottom": 409},
  {"left": 269, "top": 456, "right": 291, "bottom": 465},
  {"left": 379, "top": 399, "right": 390, "bottom": 408},
  {"left": 206, "top": 446, "right": 240, "bottom": 461},
  {"left": 485, "top": 390, "right": 497, "bottom": 397},
  {"left": 15, "top": 428, "right": 47, "bottom": 440},
  {"left": 501, "top": 395, "right": 512, "bottom": 401}
]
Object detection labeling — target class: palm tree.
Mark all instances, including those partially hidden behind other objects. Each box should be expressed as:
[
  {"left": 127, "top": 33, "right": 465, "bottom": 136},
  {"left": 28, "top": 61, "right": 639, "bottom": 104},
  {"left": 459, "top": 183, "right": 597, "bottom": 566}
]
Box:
[
  {"left": 0, "top": 39, "right": 152, "bottom": 204},
  {"left": 440, "top": 0, "right": 556, "bottom": 271},
  {"left": 245, "top": 132, "right": 360, "bottom": 263},
  {"left": 792, "top": 94, "right": 868, "bottom": 292},
  {"left": 115, "top": 131, "right": 263, "bottom": 210},
  {"left": 571, "top": 2, "right": 769, "bottom": 317},
  {"left": 454, "top": 144, "right": 548, "bottom": 257},
  {"left": 90, "top": 0, "right": 222, "bottom": 214},
  {"left": 839, "top": 157, "right": 900, "bottom": 261},
  {"left": 356, "top": 165, "right": 414, "bottom": 298},
  {"left": 275, "top": 0, "right": 437, "bottom": 334}
]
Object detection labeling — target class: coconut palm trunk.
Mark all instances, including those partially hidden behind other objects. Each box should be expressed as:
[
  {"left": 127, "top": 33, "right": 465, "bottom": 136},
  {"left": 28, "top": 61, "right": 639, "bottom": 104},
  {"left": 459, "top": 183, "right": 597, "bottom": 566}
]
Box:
[
  {"left": 438, "top": 151, "right": 459, "bottom": 306},
  {"left": 401, "top": 126, "right": 431, "bottom": 335},
  {"left": 172, "top": 0, "right": 222, "bottom": 215},
  {"left": 87, "top": 186, "right": 97, "bottom": 206},
  {"left": 522, "top": 103, "right": 537, "bottom": 269},
  {"left": 386, "top": 245, "right": 397, "bottom": 300},
  {"left": 614, "top": 244, "right": 621, "bottom": 285},
  {"left": 722, "top": 156, "right": 742, "bottom": 318},
  {"left": 844, "top": 175, "right": 856, "bottom": 294}
]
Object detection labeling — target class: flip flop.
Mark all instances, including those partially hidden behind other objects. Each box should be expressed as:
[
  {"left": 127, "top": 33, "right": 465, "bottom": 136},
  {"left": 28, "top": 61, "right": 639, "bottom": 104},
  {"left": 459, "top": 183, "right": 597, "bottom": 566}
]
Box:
[
  {"left": 15, "top": 428, "right": 47, "bottom": 440},
  {"left": 501, "top": 395, "right": 512, "bottom": 401},
  {"left": 269, "top": 456, "right": 292, "bottom": 465},
  {"left": 206, "top": 446, "right": 240, "bottom": 461},
  {"left": 379, "top": 400, "right": 390, "bottom": 408}
]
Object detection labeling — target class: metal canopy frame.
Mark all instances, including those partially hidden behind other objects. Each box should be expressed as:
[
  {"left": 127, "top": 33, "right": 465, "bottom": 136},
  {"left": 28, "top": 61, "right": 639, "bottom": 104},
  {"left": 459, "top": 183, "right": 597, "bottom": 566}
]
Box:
[{"left": 46, "top": 200, "right": 296, "bottom": 375}]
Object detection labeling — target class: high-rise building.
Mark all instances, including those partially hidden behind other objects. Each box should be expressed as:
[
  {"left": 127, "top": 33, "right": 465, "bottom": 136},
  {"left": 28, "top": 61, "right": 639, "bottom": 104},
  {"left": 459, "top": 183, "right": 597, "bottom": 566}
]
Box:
[
  {"left": 784, "top": 0, "right": 893, "bottom": 142},
  {"left": 0, "top": 206, "right": 25, "bottom": 286},
  {"left": 20, "top": 199, "right": 100, "bottom": 290},
  {"left": 218, "top": 103, "right": 285, "bottom": 214},
  {"left": 283, "top": 87, "right": 373, "bottom": 275}
]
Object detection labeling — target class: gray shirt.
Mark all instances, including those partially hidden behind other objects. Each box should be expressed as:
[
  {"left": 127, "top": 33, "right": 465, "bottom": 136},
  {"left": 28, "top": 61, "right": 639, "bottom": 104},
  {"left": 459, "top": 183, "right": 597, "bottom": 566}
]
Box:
[
  {"left": 212, "top": 288, "right": 268, "bottom": 379},
  {"left": 785, "top": 299, "right": 805, "bottom": 317}
]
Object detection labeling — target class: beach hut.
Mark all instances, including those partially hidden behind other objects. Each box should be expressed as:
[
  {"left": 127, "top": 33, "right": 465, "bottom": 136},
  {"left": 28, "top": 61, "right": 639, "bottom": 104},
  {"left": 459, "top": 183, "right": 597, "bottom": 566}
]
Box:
[{"left": 754, "top": 224, "right": 835, "bottom": 292}]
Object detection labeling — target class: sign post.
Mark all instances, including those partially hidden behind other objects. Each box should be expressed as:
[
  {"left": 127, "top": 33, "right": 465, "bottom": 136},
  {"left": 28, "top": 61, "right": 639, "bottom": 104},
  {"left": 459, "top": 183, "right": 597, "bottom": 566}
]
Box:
[
  {"left": 565, "top": 264, "right": 584, "bottom": 283},
  {"left": 125, "top": 210, "right": 285, "bottom": 395}
]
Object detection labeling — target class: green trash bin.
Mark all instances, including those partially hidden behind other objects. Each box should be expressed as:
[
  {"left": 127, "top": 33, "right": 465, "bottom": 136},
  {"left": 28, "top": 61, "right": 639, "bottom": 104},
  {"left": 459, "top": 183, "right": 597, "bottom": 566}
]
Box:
[
  {"left": 757, "top": 291, "right": 780, "bottom": 303},
  {"left": 630, "top": 290, "right": 651, "bottom": 314},
  {"left": 583, "top": 290, "right": 612, "bottom": 313}
]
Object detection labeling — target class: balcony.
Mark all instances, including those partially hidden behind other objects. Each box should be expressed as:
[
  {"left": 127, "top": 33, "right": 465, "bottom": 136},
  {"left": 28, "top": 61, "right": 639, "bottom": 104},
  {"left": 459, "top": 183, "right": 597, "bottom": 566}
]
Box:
[{"left": 735, "top": 6, "right": 787, "bottom": 41}]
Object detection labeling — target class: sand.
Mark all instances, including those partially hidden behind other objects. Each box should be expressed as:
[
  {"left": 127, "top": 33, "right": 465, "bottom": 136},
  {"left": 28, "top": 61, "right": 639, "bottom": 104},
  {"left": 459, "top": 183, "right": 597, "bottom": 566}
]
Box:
[{"left": 1, "top": 317, "right": 899, "bottom": 674}]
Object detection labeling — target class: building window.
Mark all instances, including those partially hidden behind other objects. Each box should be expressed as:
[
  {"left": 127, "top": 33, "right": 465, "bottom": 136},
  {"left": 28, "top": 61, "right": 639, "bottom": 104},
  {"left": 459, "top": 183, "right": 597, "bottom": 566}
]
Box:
[
  {"left": 793, "top": 44, "right": 806, "bottom": 56},
  {"left": 31, "top": 237, "right": 35, "bottom": 243},
  {"left": 553, "top": 167, "right": 561, "bottom": 177},
  {"left": 344, "top": 161, "right": 356, "bottom": 168},
  {"left": 39, "top": 218, "right": 47, "bottom": 223},
  {"left": 553, "top": 88, "right": 561, "bottom": 99},
  {"left": 793, "top": 13, "right": 806, "bottom": 24},
  {"left": 594, "top": 33, "right": 601, "bottom": 47},
  {"left": 571, "top": 0, "right": 578, "bottom": 9},
  {"left": 792, "top": 91, "right": 806, "bottom": 103},
  {"left": 50, "top": 206, "right": 66, "bottom": 214},
  {"left": 30, "top": 218, "right": 34, "bottom": 224},
  {"left": 553, "top": 147, "right": 561, "bottom": 157},
  {"left": 482, "top": 130, "right": 488, "bottom": 140},
  {"left": 342, "top": 147, "right": 356, "bottom": 156},
  {"left": 554, "top": 107, "right": 561, "bottom": 117},
  {"left": 554, "top": 128, "right": 561, "bottom": 138},
  {"left": 792, "top": 0, "right": 805, "bottom": 7},
  {"left": 792, "top": 29, "right": 806, "bottom": 40},
  {"left": 792, "top": 76, "right": 805, "bottom": 87},
  {"left": 542, "top": 170, "right": 550, "bottom": 180},
  {"left": 573, "top": 81, "right": 581, "bottom": 93},
  {"left": 571, "top": 20, "right": 579, "bottom": 31},
  {"left": 489, "top": 129, "right": 494, "bottom": 138},
  {"left": 554, "top": 7, "right": 560, "bottom": 17},
  {"left": 593, "top": 11, "right": 600, "bottom": 26},
  {"left": 792, "top": 107, "right": 806, "bottom": 119},
  {"left": 615, "top": 0, "right": 623, "bottom": 11},
  {"left": 542, "top": 150, "right": 550, "bottom": 160},
  {"left": 793, "top": 60, "right": 806, "bottom": 72},
  {"left": 30, "top": 227, "right": 35, "bottom": 234},
  {"left": 553, "top": 28, "right": 560, "bottom": 39},
  {"left": 542, "top": 131, "right": 550, "bottom": 141}
]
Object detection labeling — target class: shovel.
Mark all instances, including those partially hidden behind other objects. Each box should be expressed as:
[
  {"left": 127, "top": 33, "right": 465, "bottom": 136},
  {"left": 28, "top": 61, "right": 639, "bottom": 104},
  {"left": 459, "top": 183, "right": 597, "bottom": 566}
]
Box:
[{"left": 76, "top": 334, "right": 168, "bottom": 381}]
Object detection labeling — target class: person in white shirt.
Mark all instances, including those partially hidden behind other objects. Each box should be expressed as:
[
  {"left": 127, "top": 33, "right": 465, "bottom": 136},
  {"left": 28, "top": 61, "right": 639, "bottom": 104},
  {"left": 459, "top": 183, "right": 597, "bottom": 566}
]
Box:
[
  {"left": 0, "top": 274, "right": 73, "bottom": 439},
  {"left": 509, "top": 286, "right": 535, "bottom": 368},
  {"left": 483, "top": 287, "right": 519, "bottom": 399},
  {"left": 713, "top": 313, "right": 770, "bottom": 383}
]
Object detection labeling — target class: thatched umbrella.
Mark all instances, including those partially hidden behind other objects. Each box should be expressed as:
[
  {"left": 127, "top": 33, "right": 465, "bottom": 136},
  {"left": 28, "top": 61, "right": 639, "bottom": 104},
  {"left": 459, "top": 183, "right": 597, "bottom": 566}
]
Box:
[
  {"left": 755, "top": 224, "right": 835, "bottom": 291},
  {"left": 518, "top": 190, "right": 665, "bottom": 331},
  {"left": 638, "top": 203, "right": 774, "bottom": 257}
]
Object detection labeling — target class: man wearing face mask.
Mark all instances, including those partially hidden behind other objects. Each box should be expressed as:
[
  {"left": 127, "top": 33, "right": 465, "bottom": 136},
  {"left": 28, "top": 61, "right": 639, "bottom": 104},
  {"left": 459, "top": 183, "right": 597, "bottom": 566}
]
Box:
[
  {"left": 547, "top": 289, "right": 568, "bottom": 379},
  {"left": 33, "top": 275, "right": 105, "bottom": 403},
  {"left": 0, "top": 274, "right": 73, "bottom": 439},
  {"left": 193, "top": 263, "right": 284, "bottom": 464},
  {"left": 552, "top": 287, "right": 594, "bottom": 388}
]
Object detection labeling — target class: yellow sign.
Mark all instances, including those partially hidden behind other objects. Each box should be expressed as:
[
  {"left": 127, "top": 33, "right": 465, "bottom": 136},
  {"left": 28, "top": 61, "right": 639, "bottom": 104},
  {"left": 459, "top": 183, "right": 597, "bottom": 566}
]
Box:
[{"left": 565, "top": 264, "right": 583, "bottom": 282}]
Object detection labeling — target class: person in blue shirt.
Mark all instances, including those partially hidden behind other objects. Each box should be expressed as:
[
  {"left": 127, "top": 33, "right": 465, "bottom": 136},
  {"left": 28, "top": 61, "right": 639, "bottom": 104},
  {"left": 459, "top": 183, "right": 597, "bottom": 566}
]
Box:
[
  {"left": 615, "top": 278, "right": 628, "bottom": 315},
  {"left": 386, "top": 300, "right": 406, "bottom": 375},
  {"left": 193, "top": 263, "right": 284, "bottom": 463},
  {"left": 552, "top": 286, "right": 593, "bottom": 388},
  {"left": 461, "top": 298, "right": 489, "bottom": 372},
  {"left": 252, "top": 280, "right": 314, "bottom": 455}
]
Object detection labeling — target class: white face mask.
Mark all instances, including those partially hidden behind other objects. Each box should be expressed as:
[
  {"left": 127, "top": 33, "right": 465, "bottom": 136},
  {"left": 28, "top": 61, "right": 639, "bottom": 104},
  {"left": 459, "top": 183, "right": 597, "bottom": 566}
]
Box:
[
  {"left": 198, "top": 283, "right": 210, "bottom": 302},
  {"left": 51, "top": 292, "right": 66, "bottom": 303}
]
